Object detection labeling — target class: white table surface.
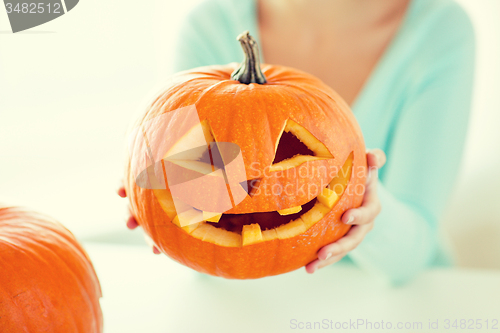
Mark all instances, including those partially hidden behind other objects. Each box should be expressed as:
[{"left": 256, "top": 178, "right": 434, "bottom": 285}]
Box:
[{"left": 85, "top": 243, "right": 500, "bottom": 333}]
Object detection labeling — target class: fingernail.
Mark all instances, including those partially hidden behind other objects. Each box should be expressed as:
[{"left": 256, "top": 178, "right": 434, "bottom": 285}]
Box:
[
  {"left": 324, "top": 252, "right": 332, "bottom": 260},
  {"left": 345, "top": 215, "right": 354, "bottom": 224},
  {"left": 367, "top": 167, "right": 378, "bottom": 182}
]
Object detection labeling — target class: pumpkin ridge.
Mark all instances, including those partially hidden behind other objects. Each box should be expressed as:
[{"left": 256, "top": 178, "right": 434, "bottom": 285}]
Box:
[{"left": 197, "top": 78, "right": 235, "bottom": 101}]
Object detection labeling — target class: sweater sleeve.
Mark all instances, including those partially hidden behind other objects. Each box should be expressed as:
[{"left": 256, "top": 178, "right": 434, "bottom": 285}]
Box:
[
  {"left": 347, "top": 4, "right": 476, "bottom": 285},
  {"left": 171, "top": 4, "right": 223, "bottom": 71}
]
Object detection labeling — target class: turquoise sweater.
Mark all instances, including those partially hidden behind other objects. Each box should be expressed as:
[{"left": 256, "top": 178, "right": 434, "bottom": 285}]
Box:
[{"left": 171, "top": 0, "right": 475, "bottom": 285}]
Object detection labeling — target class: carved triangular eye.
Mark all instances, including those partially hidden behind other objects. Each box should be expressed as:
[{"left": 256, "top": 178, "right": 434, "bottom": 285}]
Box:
[
  {"left": 270, "top": 119, "right": 333, "bottom": 171},
  {"left": 273, "top": 131, "right": 314, "bottom": 164}
]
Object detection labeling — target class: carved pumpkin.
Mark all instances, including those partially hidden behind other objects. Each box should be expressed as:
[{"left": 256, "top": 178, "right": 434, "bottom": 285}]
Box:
[
  {"left": 0, "top": 206, "right": 103, "bottom": 332},
  {"left": 125, "top": 31, "right": 367, "bottom": 279}
]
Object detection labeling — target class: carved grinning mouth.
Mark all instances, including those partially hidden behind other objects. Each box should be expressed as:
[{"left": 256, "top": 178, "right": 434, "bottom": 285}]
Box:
[
  {"left": 148, "top": 118, "right": 353, "bottom": 247},
  {"left": 161, "top": 153, "right": 353, "bottom": 247},
  {"left": 208, "top": 198, "right": 318, "bottom": 234}
]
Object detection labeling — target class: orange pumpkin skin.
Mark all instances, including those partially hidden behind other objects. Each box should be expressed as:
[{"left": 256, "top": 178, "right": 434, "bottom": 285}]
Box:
[
  {"left": 0, "top": 207, "right": 103, "bottom": 332},
  {"left": 125, "top": 62, "right": 366, "bottom": 279}
]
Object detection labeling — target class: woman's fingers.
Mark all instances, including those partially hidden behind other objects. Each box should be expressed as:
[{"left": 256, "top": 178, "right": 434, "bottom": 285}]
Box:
[
  {"left": 121, "top": 185, "right": 138, "bottom": 230},
  {"left": 341, "top": 166, "right": 381, "bottom": 225},
  {"left": 342, "top": 188, "right": 381, "bottom": 226},
  {"left": 306, "top": 253, "right": 344, "bottom": 273},
  {"left": 367, "top": 149, "right": 386, "bottom": 169},
  {"left": 126, "top": 204, "right": 139, "bottom": 230},
  {"left": 342, "top": 204, "right": 381, "bottom": 226},
  {"left": 117, "top": 186, "right": 127, "bottom": 198},
  {"left": 317, "top": 224, "right": 372, "bottom": 260},
  {"left": 340, "top": 148, "right": 383, "bottom": 225},
  {"left": 308, "top": 223, "right": 373, "bottom": 273},
  {"left": 306, "top": 149, "right": 385, "bottom": 274},
  {"left": 126, "top": 216, "right": 139, "bottom": 229},
  {"left": 117, "top": 180, "right": 126, "bottom": 198},
  {"left": 120, "top": 180, "right": 158, "bottom": 254},
  {"left": 128, "top": 215, "right": 159, "bottom": 254},
  {"left": 144, "top": 233, "right": 161, "bottom": 255}
]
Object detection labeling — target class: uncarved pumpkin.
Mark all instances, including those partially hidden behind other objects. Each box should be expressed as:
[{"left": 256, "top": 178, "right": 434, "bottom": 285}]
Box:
[
  {"left": 125, "top": 31, "right": 367, "bottom": 279},
  {"left": 0, "top": 206, "right": 103, "bottom": 332}
]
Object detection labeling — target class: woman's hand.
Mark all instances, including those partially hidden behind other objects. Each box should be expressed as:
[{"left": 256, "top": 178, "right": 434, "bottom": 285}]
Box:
[
  {"left": 305, "top": 149, "right": 386, "bottom": 273},
  {"left": 117, "top": 186, "right": 161, "bottom": 254}
]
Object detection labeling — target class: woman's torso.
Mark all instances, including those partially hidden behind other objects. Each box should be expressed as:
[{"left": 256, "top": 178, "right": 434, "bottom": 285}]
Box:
[{"left": 257, "top": 0, "right": 411, "bottom": 105}]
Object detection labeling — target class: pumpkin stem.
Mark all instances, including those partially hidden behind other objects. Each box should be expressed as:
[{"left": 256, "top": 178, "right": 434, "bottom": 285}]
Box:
[{"left": 231, "top": 31, "right": 267, "bottom": 84}]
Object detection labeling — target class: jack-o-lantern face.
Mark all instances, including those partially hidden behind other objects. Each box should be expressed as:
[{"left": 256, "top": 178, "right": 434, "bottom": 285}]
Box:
[{"left": 125, "top": 32, "right": 366, "bottom": 279}]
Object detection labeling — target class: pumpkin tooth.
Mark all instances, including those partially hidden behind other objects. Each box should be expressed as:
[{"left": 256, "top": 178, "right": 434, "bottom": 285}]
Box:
[
  {"left": 203, "top": 211, "right": 222, "bottom": 223},
  {"left": 180, "top": 222, "right": 202, "bottom": 234},
  {"left": 317, "top": 188, "right": 340, "bottom": 209},
  {"left": 277, "top": 205, "right": 302, "bottom": 215},
  {"left": 172, "top": 209, "right": 203, "bottom": 227},
  {"left": 261, "top": 228, "right": 278, "bottom": 241},
  {"left": 242, "top": 223, "right": 263, "bottom": 246}
]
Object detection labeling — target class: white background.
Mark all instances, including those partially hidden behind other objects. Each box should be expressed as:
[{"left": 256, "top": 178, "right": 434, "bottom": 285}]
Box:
[{"left": 0, "top": 0, "right": 499, "bottom": 268}]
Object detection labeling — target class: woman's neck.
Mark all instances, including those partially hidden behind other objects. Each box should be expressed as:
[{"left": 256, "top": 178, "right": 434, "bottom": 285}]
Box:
[{"left": 259, "top": 0, "right": 410, "bottom": 32}]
